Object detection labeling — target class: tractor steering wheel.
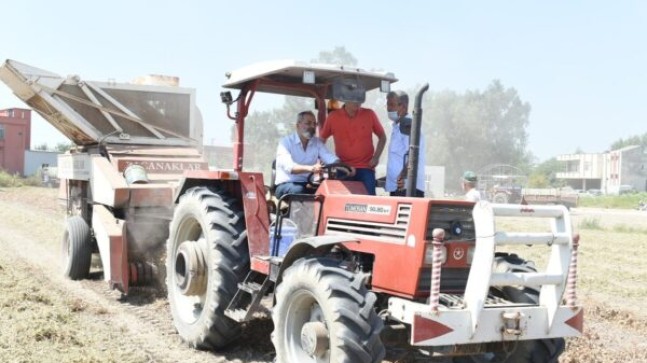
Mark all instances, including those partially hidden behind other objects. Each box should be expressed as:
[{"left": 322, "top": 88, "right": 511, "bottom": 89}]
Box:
[{"left": 307, "top": 162, "right": 354, "bottom": 187}]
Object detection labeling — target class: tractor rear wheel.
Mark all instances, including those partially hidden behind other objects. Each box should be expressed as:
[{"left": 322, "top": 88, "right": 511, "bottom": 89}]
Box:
[
  {"left": 272, "top": 257, "right": 385, "bottom": 363},
  {"left": 61, "top": 215, "right": 92, "bottom": 280},
  {"left": 166, "top": 186, "right": 249, "bottom": 350},
  {"left": 453, "top": 253, "right": 565, "bottom": 363}
]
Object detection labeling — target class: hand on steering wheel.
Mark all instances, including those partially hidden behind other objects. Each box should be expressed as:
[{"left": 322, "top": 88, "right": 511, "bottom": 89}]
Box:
[{"left": 307, "top": 162, "right": 354, "bottom": 186}]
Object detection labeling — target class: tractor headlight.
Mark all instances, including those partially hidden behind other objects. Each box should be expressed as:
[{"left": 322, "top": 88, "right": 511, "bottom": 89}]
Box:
[{"left": 424, "top": 243, "right": 447, "bottom": 265}]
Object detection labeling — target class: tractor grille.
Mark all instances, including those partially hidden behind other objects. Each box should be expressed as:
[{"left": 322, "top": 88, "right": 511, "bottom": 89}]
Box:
[
  {"left": 325, "top": 204, "right": 411, "bottom": 243},
  {"left": 426, "top": 204, "right": 475, "bottom": 242},
  {"left": 418, "top": 267, "right": 470, "bottom": 293}
]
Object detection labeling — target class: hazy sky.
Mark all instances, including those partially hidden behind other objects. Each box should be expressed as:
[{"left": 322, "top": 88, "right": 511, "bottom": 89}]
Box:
[{"left": 0, "top": 1, "right": 644, "bottom": 162}]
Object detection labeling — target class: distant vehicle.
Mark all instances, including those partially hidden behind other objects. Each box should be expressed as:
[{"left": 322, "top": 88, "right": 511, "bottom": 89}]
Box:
[
  {"left": 587, "top": 189, "right": 602, "bottom": 196},
  {"left": 490, "top": 185, "right": 578, "bottom": 209},
  {"left": 490, "top": 184, "right": 523, "bottom": 204}
]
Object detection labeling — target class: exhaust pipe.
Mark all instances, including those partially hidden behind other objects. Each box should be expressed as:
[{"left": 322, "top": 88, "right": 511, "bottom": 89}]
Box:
[{"left": 405, "top": 83, "right": 429, "bottom": 197}]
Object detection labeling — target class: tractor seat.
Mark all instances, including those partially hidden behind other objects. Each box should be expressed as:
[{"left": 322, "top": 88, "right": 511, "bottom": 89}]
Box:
[{"left": 267, "top": 160, "right": 288, "bottom": 215}]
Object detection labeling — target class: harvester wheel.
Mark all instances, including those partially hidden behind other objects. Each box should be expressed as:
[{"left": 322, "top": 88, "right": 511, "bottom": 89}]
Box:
[
  {"left": 166, "top": 186, "right": 249, "bottom": 350},
  {"left": 453, "top": 253, "right": 565, "bottom": 363},
  {"left": 272, "top": 257, "right": 385, "bottom": 363},
  {"left": 61, "top": 215, "right": 92, "bottom": 280}
]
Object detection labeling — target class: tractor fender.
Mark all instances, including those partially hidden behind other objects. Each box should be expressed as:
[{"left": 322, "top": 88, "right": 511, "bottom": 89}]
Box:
[
  {"left": 173, "top": 176, "right": 240, "bottom": 203},
  {"left": 276, "top": 235, "right": 359, "bottom": 285}
]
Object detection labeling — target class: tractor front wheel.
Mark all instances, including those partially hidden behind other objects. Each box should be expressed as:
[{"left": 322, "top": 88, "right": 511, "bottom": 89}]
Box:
[
  {"left": 272, "top": 257, "right": 385, "bottom": 363},
  {"left": 166, "top": 186, "right": 249, "bottom": 350}
]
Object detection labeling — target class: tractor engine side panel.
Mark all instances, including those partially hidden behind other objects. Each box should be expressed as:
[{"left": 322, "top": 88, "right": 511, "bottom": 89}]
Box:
[
  {"left": 317, "top": 182, "right": 476, "bottom": 298},
  {"left": 317, "top": 185, "right": 428, "bottom": 297}
]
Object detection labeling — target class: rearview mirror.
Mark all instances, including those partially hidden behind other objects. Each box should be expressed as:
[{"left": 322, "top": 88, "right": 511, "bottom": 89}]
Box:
[{"left": 330, "top": 79, "right": 366, "bottom": 103}]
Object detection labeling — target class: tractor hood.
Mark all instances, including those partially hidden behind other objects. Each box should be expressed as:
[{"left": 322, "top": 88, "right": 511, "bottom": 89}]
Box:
[{"left": 0, "top": 59, "right": 202, "bottom": 147}]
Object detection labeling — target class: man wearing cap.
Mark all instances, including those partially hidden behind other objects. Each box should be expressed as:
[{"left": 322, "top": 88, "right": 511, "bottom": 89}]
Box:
[
  {"left": 320, "top": 101, "right": 386, "bottom": 195},
  {"left": 462, "top": 171, "right": 482, "bottom": 202}
]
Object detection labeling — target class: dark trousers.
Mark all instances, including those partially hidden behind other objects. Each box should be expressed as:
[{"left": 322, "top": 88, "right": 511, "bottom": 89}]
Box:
[{"left": 390, "top": 189, "right": 425, "bottom": 198}]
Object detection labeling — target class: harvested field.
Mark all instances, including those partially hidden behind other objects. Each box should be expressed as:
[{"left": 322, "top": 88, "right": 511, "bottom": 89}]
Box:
[{"left": 0, "top": 186, "right": 645, "bottom": 362}]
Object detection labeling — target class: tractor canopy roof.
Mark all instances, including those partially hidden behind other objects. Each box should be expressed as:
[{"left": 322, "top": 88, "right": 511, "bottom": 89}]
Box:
[{"left": 222, "top": 60, "right": 398, "bottom": 100}]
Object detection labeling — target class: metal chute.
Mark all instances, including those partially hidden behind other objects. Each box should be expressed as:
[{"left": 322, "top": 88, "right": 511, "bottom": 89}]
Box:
[{"left": 0, "top": 59, "right": 202, "bottom": 147}]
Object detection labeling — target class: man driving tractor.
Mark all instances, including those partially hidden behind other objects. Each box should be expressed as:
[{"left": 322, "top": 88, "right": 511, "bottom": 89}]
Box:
[{"left": 274, "top": 110, "right": 341, "bottom": 198}]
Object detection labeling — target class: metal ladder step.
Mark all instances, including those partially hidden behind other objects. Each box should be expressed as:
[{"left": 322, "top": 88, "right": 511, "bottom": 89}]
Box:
[
  {"left": 224, "top": 308, "right": 248, "bottom": 322},
  {"left": 225, "top": 271, "right": 273, "bottom": 323},
  {"left": 238, "top": 281, "right": 263, "bottom": 294}
]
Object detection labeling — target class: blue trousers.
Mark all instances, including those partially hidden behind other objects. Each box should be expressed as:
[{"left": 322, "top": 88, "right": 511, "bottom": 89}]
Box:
[{"left": 350, "top": 168, "right": 376, "bottom": 195}]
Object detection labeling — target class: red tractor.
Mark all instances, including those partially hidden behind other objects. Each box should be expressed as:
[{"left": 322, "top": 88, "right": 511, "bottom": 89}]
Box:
[
  {"left": 1, "top": 59, "right": 583, "bottom": 362},
  {"left": 171, "top": 61, "right": 583, "bottom": 362}
]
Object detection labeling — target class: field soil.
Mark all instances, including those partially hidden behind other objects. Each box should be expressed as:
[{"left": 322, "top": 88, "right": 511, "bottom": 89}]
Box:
[{"left": 0, "top": 187, "right": 645, "bottom": 363}]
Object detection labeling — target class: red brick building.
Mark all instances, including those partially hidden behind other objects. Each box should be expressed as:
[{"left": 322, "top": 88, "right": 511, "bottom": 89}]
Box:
[{"left": 0, "top": 108, "right": 31, "bottom": 175}]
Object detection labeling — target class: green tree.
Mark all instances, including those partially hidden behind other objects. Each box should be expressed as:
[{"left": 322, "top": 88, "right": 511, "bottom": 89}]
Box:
[
  {"left": 527, "top": 157, "right": 562, "bottom": 188},
  {"left": 238, "top": 110, "right": 282, "bottom": 179},
  {"left": 422, "top": 80, "right": 532, "bottom": 187},
  {"left": 610, "top": 132, "right": 647, "bottom": 150},
  {"left": 55, "top": 142, "right": 73, "bottom": 152},
  {"left": 312, "top": 46, "right": 357, "bottom": 66},
  {"left": 34, "top": 143, "right": 48, "bottom": 151}
]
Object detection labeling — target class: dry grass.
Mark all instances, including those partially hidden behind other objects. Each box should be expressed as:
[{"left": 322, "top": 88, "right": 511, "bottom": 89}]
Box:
[
  {"left": 1, "top": 187, "right": 646, "bottom": 362},
  {"left": 0, "top": 254, "right": 154, "bottom": 363}
]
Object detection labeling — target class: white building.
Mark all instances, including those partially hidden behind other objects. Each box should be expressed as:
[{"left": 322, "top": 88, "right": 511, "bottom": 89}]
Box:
[{"left": 556, "top": 145, "right": 646, "bottom": 194}]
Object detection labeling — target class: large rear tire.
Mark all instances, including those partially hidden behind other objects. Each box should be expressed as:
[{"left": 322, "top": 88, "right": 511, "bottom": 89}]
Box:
[
  {"left": 166, "top": 186, "right": 249, "bottom": 350},
  {"left": 272, "top": 257, "right": 385, "bottom": 363},
  {"left": 453, "top": 253, "right": 565, "bottom": 363},
  {"left": 61, "top": 215, "right": 92, "bottom": 280}
]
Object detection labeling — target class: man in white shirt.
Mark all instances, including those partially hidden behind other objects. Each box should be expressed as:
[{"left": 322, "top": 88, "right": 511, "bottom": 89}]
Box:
[
  {"left": 275, "top": 111, "right": 340, "bottom": 198},
  {"left": 385, "top": 91, "right": 426, "bottom": 197},
  {"left": 462, "top": 170, "right": 482, "bottom": 202}
]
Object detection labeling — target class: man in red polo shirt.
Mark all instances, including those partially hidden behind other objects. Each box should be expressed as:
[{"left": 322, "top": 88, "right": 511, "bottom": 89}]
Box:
[{"left": 320, "top": 101, "right": 387, "bottom": 195}]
